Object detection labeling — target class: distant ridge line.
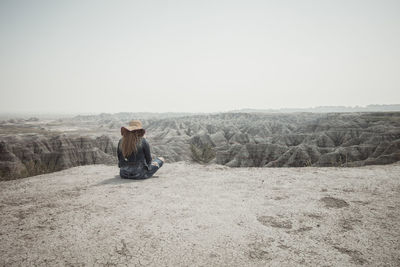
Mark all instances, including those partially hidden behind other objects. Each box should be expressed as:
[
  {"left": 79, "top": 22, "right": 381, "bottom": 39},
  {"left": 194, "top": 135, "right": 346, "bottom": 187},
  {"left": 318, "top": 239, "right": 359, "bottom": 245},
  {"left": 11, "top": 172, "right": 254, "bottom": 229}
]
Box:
[{"left": 230, "top": 104, "right": 400, "bottom": 113}]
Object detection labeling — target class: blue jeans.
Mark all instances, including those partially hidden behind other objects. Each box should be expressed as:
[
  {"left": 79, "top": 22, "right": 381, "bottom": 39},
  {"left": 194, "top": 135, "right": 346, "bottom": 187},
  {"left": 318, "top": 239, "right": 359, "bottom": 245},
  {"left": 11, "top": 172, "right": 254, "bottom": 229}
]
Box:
[{"left": 120, "top": 158, "right": 163, "bottom": 179}]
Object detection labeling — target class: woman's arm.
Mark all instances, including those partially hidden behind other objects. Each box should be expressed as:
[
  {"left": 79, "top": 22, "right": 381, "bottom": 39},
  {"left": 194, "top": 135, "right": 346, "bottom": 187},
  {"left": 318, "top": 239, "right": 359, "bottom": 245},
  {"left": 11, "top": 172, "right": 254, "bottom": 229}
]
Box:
[
  {"left": 142, "top": 138, "right": 152, "bottom": 166},
  {"left": 117, "top": 139, "right": 123, "bottom": 167}
]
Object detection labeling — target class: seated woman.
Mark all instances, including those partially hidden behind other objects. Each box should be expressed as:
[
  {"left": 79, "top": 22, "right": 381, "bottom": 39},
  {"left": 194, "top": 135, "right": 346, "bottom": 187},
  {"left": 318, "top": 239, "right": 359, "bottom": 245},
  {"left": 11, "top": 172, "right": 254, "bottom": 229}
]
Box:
[{"left": 117, "top": 120, "right": 164, "bottom": 179}]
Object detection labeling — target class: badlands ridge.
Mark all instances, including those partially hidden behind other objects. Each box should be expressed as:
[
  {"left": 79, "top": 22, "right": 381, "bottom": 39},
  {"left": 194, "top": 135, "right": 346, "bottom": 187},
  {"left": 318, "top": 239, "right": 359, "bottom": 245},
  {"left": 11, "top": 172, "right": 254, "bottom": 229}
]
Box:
[{"left": 1, "top": 112, "right": 400, "bottom": 179}]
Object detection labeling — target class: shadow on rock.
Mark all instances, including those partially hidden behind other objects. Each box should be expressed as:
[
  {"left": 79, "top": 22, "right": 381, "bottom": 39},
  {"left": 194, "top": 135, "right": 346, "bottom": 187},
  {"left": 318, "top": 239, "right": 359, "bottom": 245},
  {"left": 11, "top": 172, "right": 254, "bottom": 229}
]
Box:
[{"left": 95, "top": 175, "right": 147, "bottom": 186}]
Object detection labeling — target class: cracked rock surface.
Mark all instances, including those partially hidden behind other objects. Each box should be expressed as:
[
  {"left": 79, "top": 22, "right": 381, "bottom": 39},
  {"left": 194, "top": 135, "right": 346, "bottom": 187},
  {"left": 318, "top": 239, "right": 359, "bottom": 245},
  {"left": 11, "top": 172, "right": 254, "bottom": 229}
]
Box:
[{"left": 1, "top": 162, "right": 399, "bottom": 266}]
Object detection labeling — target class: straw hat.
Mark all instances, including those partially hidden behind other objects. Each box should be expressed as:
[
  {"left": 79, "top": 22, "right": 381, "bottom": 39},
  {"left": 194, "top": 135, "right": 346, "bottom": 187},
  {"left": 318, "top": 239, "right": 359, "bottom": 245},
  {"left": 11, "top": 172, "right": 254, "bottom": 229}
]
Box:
[{"left": 121, "top": 120, "right": 145, "bottom": 136}]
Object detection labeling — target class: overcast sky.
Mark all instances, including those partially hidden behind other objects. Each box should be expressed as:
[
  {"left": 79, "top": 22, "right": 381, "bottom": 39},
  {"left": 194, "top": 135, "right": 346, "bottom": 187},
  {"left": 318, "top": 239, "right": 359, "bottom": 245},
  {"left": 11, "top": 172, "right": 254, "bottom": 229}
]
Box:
[{"left": 0, "top": 0, "right": 399, "bottom": 114}]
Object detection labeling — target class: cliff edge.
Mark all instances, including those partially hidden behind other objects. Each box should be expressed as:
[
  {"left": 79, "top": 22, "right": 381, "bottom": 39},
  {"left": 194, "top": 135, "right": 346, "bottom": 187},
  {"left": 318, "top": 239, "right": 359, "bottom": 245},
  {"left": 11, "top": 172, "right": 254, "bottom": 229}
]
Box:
[{"left": 1, "top": 162, "right": 399, "bottom": 266}]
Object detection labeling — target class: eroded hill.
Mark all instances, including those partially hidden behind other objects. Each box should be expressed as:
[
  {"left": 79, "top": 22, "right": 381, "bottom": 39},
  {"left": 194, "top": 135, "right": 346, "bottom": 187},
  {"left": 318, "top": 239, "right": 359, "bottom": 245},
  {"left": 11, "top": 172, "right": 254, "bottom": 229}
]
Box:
[
  {"left": 0, "top": 133, "right": 115, "bottom": 180},
  {"left": 1, "top": 112, "right": 400, "bottom": 179},
  {"left": 144, "top": 112, "right": 400, "bottom": 167}
]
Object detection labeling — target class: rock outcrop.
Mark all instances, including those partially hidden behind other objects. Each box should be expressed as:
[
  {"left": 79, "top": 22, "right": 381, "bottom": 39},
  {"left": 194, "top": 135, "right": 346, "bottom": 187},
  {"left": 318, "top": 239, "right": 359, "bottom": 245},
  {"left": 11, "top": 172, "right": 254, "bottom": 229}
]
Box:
[
  {"left": 1, "top": 163, "right": 399, "bottom": 266},
  {"left": 0, "top": 134, "right": 116, "bottom": 180}
]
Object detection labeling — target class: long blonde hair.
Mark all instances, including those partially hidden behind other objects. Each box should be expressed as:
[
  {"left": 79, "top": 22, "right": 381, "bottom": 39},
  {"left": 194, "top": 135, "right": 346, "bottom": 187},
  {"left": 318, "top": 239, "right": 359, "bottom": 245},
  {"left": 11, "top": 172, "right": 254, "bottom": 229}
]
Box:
[{"left": 121, "top": 130, "right": 144, "bottom": 158}]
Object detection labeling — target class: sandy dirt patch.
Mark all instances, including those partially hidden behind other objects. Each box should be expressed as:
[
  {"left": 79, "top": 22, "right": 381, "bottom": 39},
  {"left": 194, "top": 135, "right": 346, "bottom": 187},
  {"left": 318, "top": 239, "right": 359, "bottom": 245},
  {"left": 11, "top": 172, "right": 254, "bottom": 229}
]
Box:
[{"left": 1, "top": 163, "right": 399, "bottom": 266}]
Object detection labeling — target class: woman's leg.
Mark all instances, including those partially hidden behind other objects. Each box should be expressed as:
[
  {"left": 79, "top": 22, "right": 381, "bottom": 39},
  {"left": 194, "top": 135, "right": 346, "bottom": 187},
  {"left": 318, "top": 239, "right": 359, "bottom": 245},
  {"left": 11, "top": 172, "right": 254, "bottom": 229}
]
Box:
[
  {"left": 120, "top": 166, "right": 146, "bottom": 179},
  {"left": 145, "top": 157, "right": 164, "bottom": 178},
  {"left": 153, "top": 157, "right": 164, "bottom": 168}
]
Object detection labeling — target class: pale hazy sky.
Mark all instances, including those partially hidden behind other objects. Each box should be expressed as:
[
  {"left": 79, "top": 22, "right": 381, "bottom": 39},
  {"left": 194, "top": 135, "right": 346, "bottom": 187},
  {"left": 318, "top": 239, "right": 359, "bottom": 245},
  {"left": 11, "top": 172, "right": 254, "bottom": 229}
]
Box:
[{"left": 0, "top": 0, "right": 399, "bottom": 114}]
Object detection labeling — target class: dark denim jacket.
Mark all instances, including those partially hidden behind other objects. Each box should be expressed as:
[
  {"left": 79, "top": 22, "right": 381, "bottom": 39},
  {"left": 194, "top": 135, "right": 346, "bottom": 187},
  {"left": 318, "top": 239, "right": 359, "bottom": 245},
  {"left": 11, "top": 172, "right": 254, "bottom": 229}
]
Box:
[{"left": 117, "top": 138, "right": 152, "bottom": 169}]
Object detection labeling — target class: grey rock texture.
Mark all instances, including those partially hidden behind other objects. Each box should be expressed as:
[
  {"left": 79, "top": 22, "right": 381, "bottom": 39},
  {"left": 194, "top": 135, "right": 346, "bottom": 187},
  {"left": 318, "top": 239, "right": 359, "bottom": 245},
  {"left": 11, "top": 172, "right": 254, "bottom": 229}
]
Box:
[
  {"left": 142, "top": 112, "right": 400, "bottom": 167},
  {"left": 1, "top": 112, "right": 400, "bottom": 179},
  {"left": 0, "top": 134, "right": 116, "bottom": 180},
  {"left": 1, "top": 162, "right": 399, "bottom": 266}
]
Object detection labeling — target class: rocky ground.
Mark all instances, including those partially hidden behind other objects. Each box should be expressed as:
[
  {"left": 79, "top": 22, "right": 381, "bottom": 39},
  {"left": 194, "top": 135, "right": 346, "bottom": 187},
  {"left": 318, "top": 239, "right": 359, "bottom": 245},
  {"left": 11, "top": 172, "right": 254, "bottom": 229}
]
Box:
[{"left": 1, "top": 162, "right": 399, "bottom": 266}]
